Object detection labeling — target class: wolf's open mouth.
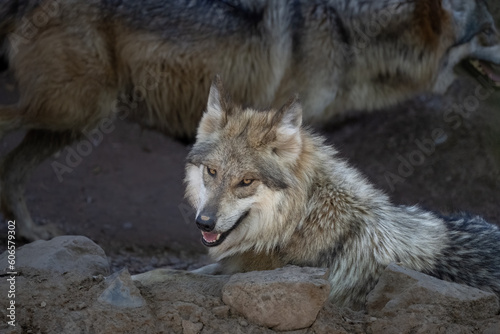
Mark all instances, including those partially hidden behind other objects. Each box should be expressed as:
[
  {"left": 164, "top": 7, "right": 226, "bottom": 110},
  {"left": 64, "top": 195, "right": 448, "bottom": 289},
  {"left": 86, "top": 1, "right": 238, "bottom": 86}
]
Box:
[
  {"left": 200, "top": 211, "right": 250, "bottom": 247},
  {"left": 467, "top": 59, "right": 500, "bottom": 88}
]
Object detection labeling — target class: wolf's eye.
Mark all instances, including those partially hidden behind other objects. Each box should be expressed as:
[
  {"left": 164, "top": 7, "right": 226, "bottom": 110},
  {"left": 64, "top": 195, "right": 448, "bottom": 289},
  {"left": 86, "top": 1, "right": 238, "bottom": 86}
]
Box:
[
  {"left": 240, "top": 178, "right": 254, "bottom": 186},
  {"left": 483, "top": 27, "right": 494, "bottom": 36},
  {"left": 481, "top": 23, "right": 495, "bottom": 36},
  {"left": 207, "top": 166, "right": 217, "bottom": 176}
]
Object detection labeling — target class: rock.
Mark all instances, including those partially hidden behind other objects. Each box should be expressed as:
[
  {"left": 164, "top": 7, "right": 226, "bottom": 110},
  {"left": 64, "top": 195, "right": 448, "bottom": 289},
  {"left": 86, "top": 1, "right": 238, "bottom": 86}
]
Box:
[
  {"left": 310, "top": 303, "right": 364, "bottom": 334},
  {"left": 483, "top": 321, "right": 500, "bottom": 334},
  {"left": 366, "top": 263, "right": 500, "bottom": 334},
  {"left": 132, "top": 268, "right": 233, "bottom": 333},
  {"left": 212, "top": 305, "right": 230, "bottom": 318},
  {"left": 0, "top": 235, "right": 110, "bottom": 278},
  {"left": 132, "top": 268, "right": 231, "bottom": 302},
  {"left": 98, "top": 268, "right": 146, "bottom": 308},
  {"left": 222, "top": 266, "right": 330, "bottom": 331},
  {"left": 367, "top": 263, "right": 500, "bottom": 320},
  {"left": 182, "top": 319, "right": 203, "bottom": 334},
  {"left": 238, "top": 319, "right": 249, "bottom": 327}
]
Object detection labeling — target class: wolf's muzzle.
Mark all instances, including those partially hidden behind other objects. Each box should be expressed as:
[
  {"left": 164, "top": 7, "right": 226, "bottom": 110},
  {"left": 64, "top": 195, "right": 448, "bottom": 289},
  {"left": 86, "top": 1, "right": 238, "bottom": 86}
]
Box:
[
  {"left": 196, "top": 213, "right": 216, "bottom": 232},
  {"left": 196, "top": 210, "right": 250, "bottom": 247}
]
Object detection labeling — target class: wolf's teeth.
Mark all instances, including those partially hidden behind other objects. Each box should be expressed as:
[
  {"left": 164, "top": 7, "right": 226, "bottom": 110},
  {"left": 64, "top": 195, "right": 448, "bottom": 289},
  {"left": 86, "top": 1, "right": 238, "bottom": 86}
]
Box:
[
  {"left": 216, "top": 234, "right": 221, "bottom": 241},
  {"left": 470, "top": 59, "right": 480, "bottom": 67},
  {"left": 469, "top": 59, "right": 485, "bottom": 74}
]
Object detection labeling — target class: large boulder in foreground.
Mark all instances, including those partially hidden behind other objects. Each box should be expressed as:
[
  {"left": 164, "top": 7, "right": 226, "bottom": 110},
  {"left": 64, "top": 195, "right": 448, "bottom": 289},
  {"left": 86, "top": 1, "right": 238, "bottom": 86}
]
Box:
[{"left": 222, "top": 266, "right": 331, "bottom": 331}]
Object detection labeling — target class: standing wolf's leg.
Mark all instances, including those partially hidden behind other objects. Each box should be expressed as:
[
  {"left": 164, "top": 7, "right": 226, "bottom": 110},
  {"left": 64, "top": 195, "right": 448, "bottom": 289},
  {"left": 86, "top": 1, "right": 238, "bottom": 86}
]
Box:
[
  {"left": 0, "top": 129, "right": 77, "bottom": 240},
  {"left": 0, "top": 105, "right": 24, "bottom": 140}
]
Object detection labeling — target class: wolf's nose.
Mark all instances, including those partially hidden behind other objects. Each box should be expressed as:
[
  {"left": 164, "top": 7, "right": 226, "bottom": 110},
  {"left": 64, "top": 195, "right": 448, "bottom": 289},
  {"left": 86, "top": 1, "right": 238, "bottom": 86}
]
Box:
[{"left": 196, "top": 214, "right": 216, "bottom": 232}]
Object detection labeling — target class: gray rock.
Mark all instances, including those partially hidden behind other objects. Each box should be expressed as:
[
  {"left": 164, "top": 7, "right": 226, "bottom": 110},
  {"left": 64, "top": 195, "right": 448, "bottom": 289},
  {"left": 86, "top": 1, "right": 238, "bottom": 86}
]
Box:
[
  {"left": 222, "top": 266, "right": 330, "bottom": 331},
  {"left": 212, "top": 305, "right": 230, "bottom": 318},
  {"left": 182, "top": 319, "right": 204, "bottom": 334},
  {"left": 132, "top": 268, "right": 233, "bottom": 333},
  {"left": 483, "top": 321, "right": 500, "bottom": 334},
  {"left": 132, "top": 268, "right": 231, "bottom": 301},
  {"left": 367, "top": 263, "right": 500, "bottom": 320},
  {"left": 0, "top": 235, "right": 109, "bottom": 278},
  {"left": 98, "top": 268, "right": 146, "bottom": 308}
]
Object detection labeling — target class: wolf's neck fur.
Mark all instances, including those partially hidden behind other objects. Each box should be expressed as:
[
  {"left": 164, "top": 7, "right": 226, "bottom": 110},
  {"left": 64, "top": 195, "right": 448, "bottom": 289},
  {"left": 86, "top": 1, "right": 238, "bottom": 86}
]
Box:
[{"left": 267, "top": 129, "right": 448, "bottom": 305}]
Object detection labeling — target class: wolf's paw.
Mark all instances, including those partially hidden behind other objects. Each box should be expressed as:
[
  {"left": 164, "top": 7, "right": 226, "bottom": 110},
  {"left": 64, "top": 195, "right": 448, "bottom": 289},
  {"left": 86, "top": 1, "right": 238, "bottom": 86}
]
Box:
[
  {"left": 17, "top": 221, "right": 60, "bottom": 241},
  {"left": 191, "top": 263, "right": 222, "bottom": 275}
]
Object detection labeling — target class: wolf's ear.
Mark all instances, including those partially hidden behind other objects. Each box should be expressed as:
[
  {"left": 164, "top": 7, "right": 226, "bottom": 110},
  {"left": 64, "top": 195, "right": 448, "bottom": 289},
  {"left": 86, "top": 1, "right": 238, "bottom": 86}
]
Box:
[
  {"left": 441, "top": 0, "right": 473, "bottom": 23},
  {"left": 274, "top": 95, "right": 302, "bottom": 137},
  {"left": 271, "top": 95, "right": 303, "bottom": 161},
  {"left": 198, "top": 75, "right": 228, "bottom": 138},
  {"left": 207, "top": 75, "right": 224, "bottom": 118}
]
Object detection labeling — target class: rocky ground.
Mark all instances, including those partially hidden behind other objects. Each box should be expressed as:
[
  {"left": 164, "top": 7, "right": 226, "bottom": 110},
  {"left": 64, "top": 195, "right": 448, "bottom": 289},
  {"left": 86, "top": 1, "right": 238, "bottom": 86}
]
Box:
[{"left": 1, "top": 236, "right": 499, "bottom": 333}]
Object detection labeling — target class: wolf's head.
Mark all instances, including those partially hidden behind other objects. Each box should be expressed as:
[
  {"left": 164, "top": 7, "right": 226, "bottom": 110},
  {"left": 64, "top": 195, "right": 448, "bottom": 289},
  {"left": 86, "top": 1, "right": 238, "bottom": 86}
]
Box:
[
  {"left": 443, "top": 0, "right": 500, "bottom": 89},
  {"left": 330, "top": 0, "right": 500, "bottom": 113},
  {"left": 185, "top": 76, "right": 304, "bottom": 259}
]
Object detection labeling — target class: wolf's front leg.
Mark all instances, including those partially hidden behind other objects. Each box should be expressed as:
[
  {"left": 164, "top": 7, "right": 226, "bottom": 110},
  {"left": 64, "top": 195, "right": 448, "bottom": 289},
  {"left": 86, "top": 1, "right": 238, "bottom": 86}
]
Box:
[{"left": 191, "top": 262, "right": 224, "bottom": 275}]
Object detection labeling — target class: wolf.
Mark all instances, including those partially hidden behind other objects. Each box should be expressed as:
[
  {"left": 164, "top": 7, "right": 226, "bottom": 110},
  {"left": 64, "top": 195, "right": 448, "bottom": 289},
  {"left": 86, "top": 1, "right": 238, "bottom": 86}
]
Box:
[
  {"left": 1, "top": 0, "right": 500, "bottom": 240},
  {"left": 185, "top": 77, "right": 500, "bottom": 309}
]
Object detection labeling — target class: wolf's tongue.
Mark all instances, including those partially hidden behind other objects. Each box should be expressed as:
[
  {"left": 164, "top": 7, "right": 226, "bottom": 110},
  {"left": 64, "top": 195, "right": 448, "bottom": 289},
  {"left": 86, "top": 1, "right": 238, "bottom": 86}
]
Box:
[
  {"left": 202, "top": 231, "right": 219, "bottom": 243},
  {"left": 479, "top": 61, "right": 500, "bottom": 83}
]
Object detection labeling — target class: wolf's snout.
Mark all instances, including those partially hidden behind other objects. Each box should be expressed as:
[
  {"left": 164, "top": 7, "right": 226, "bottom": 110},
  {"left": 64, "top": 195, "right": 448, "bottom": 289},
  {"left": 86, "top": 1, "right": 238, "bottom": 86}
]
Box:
[{"left": 196, "top": 213, "right": 216, "bottom": 231}]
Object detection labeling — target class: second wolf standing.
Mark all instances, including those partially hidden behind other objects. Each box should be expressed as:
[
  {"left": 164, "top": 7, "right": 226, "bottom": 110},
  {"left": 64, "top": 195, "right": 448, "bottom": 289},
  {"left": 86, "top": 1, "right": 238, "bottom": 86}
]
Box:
[
  {"left": 185, "top": 78, "right": 500, "bottom": 309},
  {"left": 1, "top": 0, "right": 500, "bottom": 240}
]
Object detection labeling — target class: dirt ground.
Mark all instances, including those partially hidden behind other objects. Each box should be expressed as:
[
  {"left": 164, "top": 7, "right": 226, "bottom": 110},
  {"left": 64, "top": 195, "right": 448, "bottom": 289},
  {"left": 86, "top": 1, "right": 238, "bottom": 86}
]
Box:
[{"left": 0, "top": 70, "right": 499, "bottom": 274}]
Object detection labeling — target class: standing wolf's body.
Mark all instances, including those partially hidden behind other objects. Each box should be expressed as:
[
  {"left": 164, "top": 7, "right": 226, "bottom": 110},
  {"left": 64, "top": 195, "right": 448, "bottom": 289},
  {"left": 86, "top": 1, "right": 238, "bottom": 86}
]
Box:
[
  {"left": 1, "top": 0, "right": 500, "bottom": 240},
  {"left": 185, "top": 78, "right": 500, "bottom": 308}
]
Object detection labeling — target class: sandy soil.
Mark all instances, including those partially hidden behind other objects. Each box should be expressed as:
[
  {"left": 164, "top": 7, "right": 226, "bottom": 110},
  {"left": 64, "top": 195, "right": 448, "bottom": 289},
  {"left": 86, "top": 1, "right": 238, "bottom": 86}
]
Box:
[{"left": 0, "top": 70, "right": 499, "bottom": 274}]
